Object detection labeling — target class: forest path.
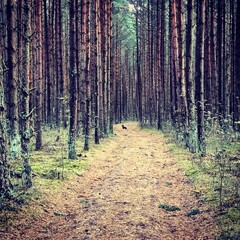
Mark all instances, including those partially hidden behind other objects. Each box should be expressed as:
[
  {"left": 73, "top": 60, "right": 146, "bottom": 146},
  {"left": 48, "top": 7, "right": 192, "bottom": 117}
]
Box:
[{"left": 5, "top": 122, "right": 217, "bottom": 239}]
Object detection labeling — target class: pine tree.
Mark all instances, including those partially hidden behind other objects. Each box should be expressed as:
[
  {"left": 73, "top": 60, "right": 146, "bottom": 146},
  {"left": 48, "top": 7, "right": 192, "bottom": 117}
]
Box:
[
  {"left": 0, "top": 15, "right": 12, "bottom": 197},
  {"left": 84, "top": 0, "right": 91, "bottom": 151},
  {"left": 6, "top": 0, "right": 20, "bottom": 159},
  {"left": 20, "top": 0, "right": 32, "bottom": 188},
  {"left": 195, "top": 0, "right": 206, "bottom": 156},
  {"left": 68, "top": 0, "right": 77, "bottom": 159},
  {"left": 35, "top": 0, "right": 43, "bottom": 151}
]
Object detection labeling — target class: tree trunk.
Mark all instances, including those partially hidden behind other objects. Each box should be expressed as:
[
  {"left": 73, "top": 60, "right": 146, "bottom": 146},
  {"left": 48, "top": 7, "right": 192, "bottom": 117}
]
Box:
[
  {"left": 109, "top": 0, "right": 114, "bottom": 134},
  {"left": 136, "top": 4, "right": 143, "bottom": 126},
  {"left": 43, "top": 0, "right": 51, "bottom": 125},
  {"left": 68, "top": 0, "right": 77, "bottom": 159},
  {"left": 94, "top": 0, "right": 100, "bottom": 144},
  {"left": 20, "top": 0, "right": 32, "bottom": 188},
  {"left": 35, "top": 0, "right": 43, "bottom": 150},
  {"left": 185, "top": 0, "right": 197, "bottom": 152},
  {"left": 6, "top": 0, "right": 20, "bottom": 159},
  {"left": 80, "top": 0, "right": 87, "bottom": 135},
  {"left": 84, "top": 0, "right": 91, "bottom": 151},
  {"left": 0, "top": 10, "right": 12, "bottom": 197},
  {"left": 235, "top": 0, "right": 240, "bottom": 128},
  {"left": 195, "top": 0, "right": 206, "bottom": 156}
]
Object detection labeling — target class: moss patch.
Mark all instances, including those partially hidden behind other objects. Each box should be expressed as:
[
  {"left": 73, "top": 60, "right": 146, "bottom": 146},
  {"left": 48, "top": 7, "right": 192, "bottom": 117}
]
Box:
[{"left": 158, "top": 203, "right": 181, "bottom": 212}]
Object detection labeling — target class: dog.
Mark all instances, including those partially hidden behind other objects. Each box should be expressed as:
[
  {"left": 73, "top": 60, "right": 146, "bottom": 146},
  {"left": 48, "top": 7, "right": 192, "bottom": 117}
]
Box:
[{"left": 122, "top": 125, "right": 127, "bottom": 129}]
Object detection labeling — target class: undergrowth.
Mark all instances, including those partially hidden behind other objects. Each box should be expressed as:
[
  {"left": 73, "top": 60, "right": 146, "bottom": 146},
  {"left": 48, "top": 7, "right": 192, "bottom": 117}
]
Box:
[
  {"left": 142, "top": 123, "right": 240, "bottom": 239},
  {"left": 10, "top": 127, "right": 89, "bottom": 189},
  {"left": 0, "top": 126, "right": 96, "bottom": 230}
]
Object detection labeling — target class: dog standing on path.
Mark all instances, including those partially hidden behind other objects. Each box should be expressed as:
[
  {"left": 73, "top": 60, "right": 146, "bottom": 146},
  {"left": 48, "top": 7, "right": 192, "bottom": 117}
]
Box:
[{"left": 122, "top": 125, "right": 127, "bottom": 129}]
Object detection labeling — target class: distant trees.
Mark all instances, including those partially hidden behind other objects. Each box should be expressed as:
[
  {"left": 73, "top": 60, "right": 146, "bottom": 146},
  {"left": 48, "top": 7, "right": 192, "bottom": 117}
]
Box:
[{"left": 113, "top": 0, "right": 240, "bottom": 156}]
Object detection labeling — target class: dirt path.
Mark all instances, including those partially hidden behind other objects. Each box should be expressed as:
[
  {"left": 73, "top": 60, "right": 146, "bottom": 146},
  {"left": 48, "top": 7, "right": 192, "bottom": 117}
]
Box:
[{"left": 4, "top": 122, "right": 217, "bottom": 239}]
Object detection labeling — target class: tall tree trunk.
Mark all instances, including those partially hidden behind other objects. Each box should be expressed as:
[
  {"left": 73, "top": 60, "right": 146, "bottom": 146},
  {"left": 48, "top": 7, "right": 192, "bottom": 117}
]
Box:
[
  {"left": 169, "top": 0, "right": 177, "bottom": 129},
  {"left": 185, "top": 0, "right": 197, "bottom": 152},
  {"left": 195, "top": 0, "right": 206, "bottom": 156},
  {"left": 20, "top": 0, "right": 32, "bottom": 188},
  {"left": 43, "top": 0, "right": 51, "bottom": 125},
  {"left": 0, "top": 90, "right": 12, "bottom": 198},
  {"left": 58, "top": 0, "right": 66, "bottom": 128},
  {"left": 109, "top": 0, "right": 114, "bottom": 134},
  {"left": 216, "top": 1, "right": 223, "bottom": 122},
  {"left": 94, "top": 0, "right": 100, "bottom": 144},
  {"left": 68, "top": 0, "right": 77, "bottom": 159},
  {"left": 0, "top": 10, "right": 12, "bottom": 197},
  {"left": 210, "top": 0, "right": 217, "bottom": 118},
  {"left": 75, "top": 0, "right": 81, "bottom": 136},
  {"left": 101, "top": 0, "right": 108, "bottom": 135},
  {"left": 84, "top": 0, "right": 91, "bottom": 151},
  {"left": 107, "top": 0, "right": 112, "bottom": 133},
  {"left": 224, "top": 1, "right": 231, "bottom": 128},
  {"left": 156, "top": 0, "right": 161, "bottom": 130},
  {"left": 235, "top": 0, "right": 240, "bottom": 128},
  {"left": 80, "top": 0, "right": 87, "bottom": 135},
  {"left": 147, "top": 0, "right": 152, "bottom": 126},
  {"left": 35, "top": 0, "right": 43, "bottom": 150},
  {"left": 136, "top": 3, "right": 143, "bottom": 126},
  {"left": 6, "top": 0, "right": 20, "bottom": 159}
]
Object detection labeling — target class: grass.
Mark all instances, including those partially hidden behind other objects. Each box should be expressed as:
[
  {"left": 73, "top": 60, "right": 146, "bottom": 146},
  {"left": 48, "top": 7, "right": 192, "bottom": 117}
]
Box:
[
  {"left": 1, "top": 126, "right": 116, "bottom": 232},
  {"left": 8, "top": 125, "right": 117, "bottom": 198},
  {"left": 7, "top": 127, "right": 98, "bottom": 210},
  {"left": 10, "top": 127, "right": 89, "bottom": 191}
]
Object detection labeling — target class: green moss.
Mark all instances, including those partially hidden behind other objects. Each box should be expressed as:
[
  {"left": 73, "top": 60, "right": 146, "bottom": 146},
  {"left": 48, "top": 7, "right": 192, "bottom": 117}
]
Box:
[
  {"left": 225, "top": 207, "right": 240, "bottom": 222},
  {"left": 158, "top": 203, "right": 181, "bottom": 211},
  {"left": 186, "top": 209, "right": 200, "bottom": 217},
  {"left": 165, "top": 182, "right": 173, "bottom": 187},
  {"left": 217, "top": 207, "right": 240, "bottom": 239},
  {"left": 185, "top": 167, "right": 199, "bottom": 176},
  {"left": 79, "top": 199, "right": 89, "bottom": 204}
]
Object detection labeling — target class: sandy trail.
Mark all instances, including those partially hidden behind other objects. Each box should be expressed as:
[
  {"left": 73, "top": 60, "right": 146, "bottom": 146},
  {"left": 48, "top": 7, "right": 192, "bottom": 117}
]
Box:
[{"left": 4, "top": 122, "right": 217, "bottom": 240}]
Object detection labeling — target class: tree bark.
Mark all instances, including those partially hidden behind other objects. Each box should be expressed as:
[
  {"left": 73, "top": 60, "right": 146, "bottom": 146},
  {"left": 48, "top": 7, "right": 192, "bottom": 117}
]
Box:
[
  {"left": 195, "top": 0, "right": 206, "bottom": 156},
  {"left": 94, "top": 0, "right": 100, "bottom": 144},
  {"left": 235, "top": 0, "right": 240, "bottom": 128},
  {"left": 0, "top": 6, "right": 12, "bottom": 196},
  {"left": 20, "top": 0, "right": 32, "bottom": 188},
  {"left": 185, "top": 0, "right": 197, "bottom": 152},
  {"left": 35, "top": 0, "right": 43, "bottom": 151},
  {"left": 84, "top": 0, "right": 91, "bottom": 151},
  {"left": 136, "top": 4, "right": 143, "bottom": 126},
  {"left": 68, "top": 0, "right": 77, "bottom": 159},
  {"left": 6, "top": 0, "right": 20, "bottom": 159}
]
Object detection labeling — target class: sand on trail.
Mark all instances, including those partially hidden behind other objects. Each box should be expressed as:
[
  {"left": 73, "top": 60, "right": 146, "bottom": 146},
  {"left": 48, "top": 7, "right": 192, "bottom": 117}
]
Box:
[{"left": 3, "top": 122, "right": 217, "bottom": 240}]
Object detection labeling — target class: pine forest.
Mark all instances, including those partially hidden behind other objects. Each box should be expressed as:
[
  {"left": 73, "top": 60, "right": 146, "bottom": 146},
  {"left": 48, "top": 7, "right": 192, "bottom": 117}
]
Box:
[{"left": 1, "top": 0, "right": 240, "bottom": 239}]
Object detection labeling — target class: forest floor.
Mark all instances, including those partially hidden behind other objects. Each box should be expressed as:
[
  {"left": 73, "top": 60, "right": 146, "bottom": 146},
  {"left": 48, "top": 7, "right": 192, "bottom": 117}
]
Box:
[{"left": 1, "top": 122, "right": 218, "bottom": 240}]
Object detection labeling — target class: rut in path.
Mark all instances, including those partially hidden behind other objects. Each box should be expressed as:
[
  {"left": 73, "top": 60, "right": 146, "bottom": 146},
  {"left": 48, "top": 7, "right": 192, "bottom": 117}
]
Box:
[{"left": 4, "top": 122, "right": 217, "bottom": 240}]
